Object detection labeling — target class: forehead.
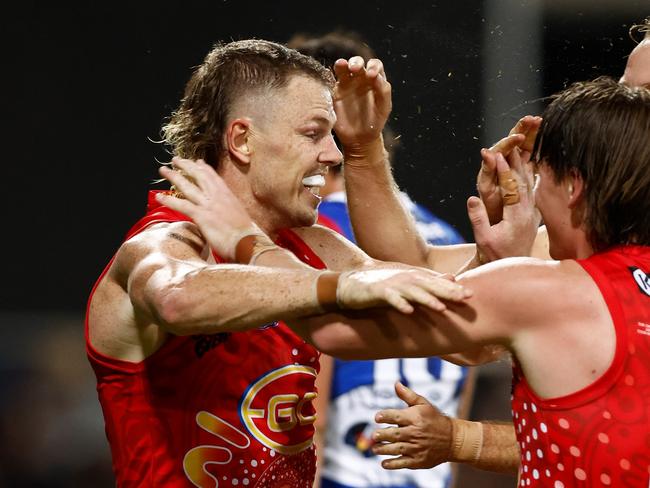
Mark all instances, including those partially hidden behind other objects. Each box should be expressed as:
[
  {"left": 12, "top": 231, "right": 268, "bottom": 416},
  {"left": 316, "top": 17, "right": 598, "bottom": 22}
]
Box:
[
  {"left": 272, "top": 75, "right": 335, "bottom": 123},
  {"left": 620, "top": 40, "right": 650, "bottom": 88}
]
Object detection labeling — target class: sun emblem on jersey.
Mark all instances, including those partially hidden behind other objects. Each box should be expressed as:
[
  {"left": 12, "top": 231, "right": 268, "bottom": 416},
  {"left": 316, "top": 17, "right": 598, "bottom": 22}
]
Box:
[
  {"left": 630, "top": 266, "right": 650, "bottom": 297},
  {"left": 239, "top": 364, "right": 317, "bottom": 455}
]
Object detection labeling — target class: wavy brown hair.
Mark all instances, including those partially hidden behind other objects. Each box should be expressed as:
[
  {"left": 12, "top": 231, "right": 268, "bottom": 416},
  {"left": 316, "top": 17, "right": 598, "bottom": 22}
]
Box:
[
  {"left": 533, "top": 77, "right": 650, "bottom": 251},
  {"left": 162, "top": 39, "right": 334, "bottom": 169}
]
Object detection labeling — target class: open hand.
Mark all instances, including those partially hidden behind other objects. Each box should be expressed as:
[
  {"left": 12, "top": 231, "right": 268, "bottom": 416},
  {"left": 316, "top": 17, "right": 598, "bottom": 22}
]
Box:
[
  {"left": 372, "top": 382, "right": 454, "bottom": 469},
  {"left": 336, "top": 267, "right": 471, "bottom": 314},
  {"left": 333, "top": 56, "right": 392, "bottom": 148},
  {"left": 156, "top": 157, "right": 259, "bottom": 261},
  {"left": 468, "top": 151, "right": 541, "bottom": 262},
  {"left": 477, "top": 116, "right": 541, "bottom": 224}
]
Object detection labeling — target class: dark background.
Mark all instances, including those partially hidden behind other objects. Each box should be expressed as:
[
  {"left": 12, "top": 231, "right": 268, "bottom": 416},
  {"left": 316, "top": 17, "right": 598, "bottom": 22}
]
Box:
[
  {"left": 1, "top": 1, "right": 647, "bottom": 486},
  {"left": 4, "top": 1, "right": 645, "bottom": 311}
]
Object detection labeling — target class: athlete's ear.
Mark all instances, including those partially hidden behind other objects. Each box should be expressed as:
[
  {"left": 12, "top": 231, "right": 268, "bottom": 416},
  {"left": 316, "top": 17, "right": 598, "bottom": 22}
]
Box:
[
  {"left": 226, "top": 118, "right": 252, "bottom": 165},
  {"left": 567, "top": 169, "right": 584, "bottom": 209}
]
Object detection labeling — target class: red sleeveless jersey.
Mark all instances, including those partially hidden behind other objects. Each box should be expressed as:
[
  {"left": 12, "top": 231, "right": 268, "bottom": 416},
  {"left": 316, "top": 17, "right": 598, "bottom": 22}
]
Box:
[
  {"left": 512, "top": 245, "right": 650, "bottom": 487},
  {"left": 86, "top": 191, "right": 325, "bottom": 487}
]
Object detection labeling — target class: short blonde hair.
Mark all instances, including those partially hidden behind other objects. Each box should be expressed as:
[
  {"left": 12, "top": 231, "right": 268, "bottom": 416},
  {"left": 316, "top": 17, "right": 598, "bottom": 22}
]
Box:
[{"left": 162, "top": 39, "right": 334, "bottom": 170}]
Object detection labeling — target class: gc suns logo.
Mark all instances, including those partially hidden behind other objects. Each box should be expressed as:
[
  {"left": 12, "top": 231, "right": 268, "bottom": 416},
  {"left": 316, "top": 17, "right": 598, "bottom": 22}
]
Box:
[
  {"left": 239, "top": 364, "right": 317, "bottom": 455},
  {"left": 630, "top": 267, "right": 650, "bottom": 297}
]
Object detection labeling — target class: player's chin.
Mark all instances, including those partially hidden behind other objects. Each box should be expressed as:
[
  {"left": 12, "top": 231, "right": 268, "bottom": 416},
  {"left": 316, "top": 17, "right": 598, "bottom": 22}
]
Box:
[
  {"left": 292, "top": 205, "right": 319, "bottom": 228},
  {"left": 295, "top": 193, "right": 320, "bottom": 223},
  {"left": 300, "top": 210, "right": 319, "bottom": 228}
]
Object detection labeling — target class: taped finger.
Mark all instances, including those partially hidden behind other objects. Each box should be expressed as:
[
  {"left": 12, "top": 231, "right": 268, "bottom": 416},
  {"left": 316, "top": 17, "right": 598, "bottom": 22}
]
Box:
[
  {"left": 496, "top": 152, "right": 520, "bottom": 206},
  {"left": 498, "top": 170, "right": 520, "bottom": 206}
]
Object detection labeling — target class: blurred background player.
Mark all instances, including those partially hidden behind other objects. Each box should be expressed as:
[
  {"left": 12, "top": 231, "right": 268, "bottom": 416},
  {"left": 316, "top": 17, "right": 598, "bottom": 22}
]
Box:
[{"left": 287, "top": 31, "right": 475, "bottom": 488}]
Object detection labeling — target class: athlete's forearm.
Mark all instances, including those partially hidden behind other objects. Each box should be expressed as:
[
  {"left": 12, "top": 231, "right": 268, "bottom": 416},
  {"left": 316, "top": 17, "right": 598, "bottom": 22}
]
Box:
[
  {"left": 139, "top": 260, "right": 332, "bottom": 335},
  {"left": 450, "top": 419, "right": 519, "bottom": 474},
  {"left": 344, "top": 139, "right": 431, "bottom": 267}
]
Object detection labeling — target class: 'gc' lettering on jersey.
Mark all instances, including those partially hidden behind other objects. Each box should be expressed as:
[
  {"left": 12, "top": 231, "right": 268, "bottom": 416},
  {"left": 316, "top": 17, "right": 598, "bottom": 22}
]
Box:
[{"left": 240, "top": 364, "right": 317, "bottom": 455}]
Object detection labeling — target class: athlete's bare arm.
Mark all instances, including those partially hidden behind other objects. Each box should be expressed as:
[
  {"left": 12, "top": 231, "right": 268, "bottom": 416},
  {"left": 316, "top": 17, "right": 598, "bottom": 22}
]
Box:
[
  {"left": 88, "top": 221, "right": 340, "bottom": 362},
  {"left": 293, "top": 263, "right": 603, "bottom": 473},
  {"left": 296, "top": 256, "right": 614, "bottom": 399},
  {"left": 334, "top": 58, "right": 546, "bottom": 272},
  {"left": 90, "top": 147, "right": 476, "bottom": 363}
]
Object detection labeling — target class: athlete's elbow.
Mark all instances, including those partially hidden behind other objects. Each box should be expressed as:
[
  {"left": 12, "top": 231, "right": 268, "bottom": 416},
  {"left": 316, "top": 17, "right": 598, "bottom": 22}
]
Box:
[{"left": 154, "top": 287, "right": 208, "bottom": 336}]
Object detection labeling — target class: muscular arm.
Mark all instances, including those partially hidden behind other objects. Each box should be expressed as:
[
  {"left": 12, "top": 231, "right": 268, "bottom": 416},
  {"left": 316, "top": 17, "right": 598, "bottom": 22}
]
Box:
[
  {"left": 336, "top": 62, "right": 543, "bottom": 274},
  {"left": 292, "top": 257, "right": 558, "bottom": 360},
  {"left": 122, "top": 222, "right": 329, "bottom": 336},
  {"left": 332, "top": 57, "right": 443, "bottom": 269},
  {"left": 343, "top": 139, "right": 434, "bottom": 268},
  {"left": 468, "top": 421, "right": 519, "bottom": 473}
]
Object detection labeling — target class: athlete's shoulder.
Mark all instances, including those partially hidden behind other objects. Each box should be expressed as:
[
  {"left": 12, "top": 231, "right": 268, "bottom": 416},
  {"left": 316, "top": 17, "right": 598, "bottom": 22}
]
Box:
[
  {"left": 459, "top": 257, "right": 594, "bottom": 317},
  {"left": 113, "top": 221, "right": 206, "bottom": 282}
]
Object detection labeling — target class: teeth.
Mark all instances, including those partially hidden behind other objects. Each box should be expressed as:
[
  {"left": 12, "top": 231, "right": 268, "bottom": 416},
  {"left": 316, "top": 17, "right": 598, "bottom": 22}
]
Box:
[{"left": 302, "top": 175, "right": 325, "bottom": 187}]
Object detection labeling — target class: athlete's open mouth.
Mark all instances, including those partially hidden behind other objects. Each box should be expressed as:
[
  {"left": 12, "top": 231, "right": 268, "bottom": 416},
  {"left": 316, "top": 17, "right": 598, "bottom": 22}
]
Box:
[{"left": 302, "top": 174, "right": 325, "bottom": 197}]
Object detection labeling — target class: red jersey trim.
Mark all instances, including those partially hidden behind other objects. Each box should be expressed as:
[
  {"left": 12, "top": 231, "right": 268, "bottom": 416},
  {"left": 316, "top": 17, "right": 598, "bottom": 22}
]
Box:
[
  {"left": 316, "top": 214, "right": 344, "bottom": 235},
  {"left": 512, "top": 257, "right": 628, "bottom": 410}
]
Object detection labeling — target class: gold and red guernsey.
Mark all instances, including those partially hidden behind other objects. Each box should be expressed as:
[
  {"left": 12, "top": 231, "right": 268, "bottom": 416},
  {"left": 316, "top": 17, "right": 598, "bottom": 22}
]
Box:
[
  {"left": 512, "top": 245, "right": 650, "bottom": 487},
  {"left": 86, "top": 191, "right": 324, "bottom": 487}
]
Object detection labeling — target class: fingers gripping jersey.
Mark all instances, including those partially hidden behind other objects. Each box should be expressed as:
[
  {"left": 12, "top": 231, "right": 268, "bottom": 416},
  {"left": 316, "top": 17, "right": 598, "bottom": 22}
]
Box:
[
  {"left": 512, "top": 246, "right": 650, "bottom": 488},
  {"left": 86, "top": 192, "right": 324, "bottom": 487}
]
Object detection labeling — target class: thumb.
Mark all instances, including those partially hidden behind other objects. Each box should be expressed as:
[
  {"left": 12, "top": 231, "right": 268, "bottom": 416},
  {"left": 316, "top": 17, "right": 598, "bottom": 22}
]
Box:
[
  {"left": 395, "top": 381, "right": 427, "bottom": 406},
  {"left": 467, "top": 196, "right": 490, "bottom": 244}
]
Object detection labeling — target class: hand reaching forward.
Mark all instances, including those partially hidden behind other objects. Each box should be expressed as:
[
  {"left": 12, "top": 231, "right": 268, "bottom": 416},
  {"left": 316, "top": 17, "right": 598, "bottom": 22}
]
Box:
[
  {"left": 337, "top": 268, "right": 472, "bottom": 314},
  {"left": 332, "top": 56, "right": 392, "bottom": 148},
  {"left": 372, "top": 382, "right": 453, "bottom": 469},
  {"left": 156, "top": 157, "right": 260, "bottom": 261},
  {"left": 477, "top": 115, "right": 541, "bottom": 224},
  {"left": 468, "top": 150, "right": 541, "bottom": 262}
]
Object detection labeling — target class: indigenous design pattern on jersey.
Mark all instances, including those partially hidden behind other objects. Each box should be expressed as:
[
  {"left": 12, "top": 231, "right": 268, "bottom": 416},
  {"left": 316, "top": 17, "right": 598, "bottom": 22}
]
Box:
[
  {"left": 86, "top": 191, "right": 322, "bottom": 487},
  {"left": 512, "top": 246, "right": 650, "bottom": 488},
  {"left": 317, "top": 191, "right": 467, "bottom": 488}
]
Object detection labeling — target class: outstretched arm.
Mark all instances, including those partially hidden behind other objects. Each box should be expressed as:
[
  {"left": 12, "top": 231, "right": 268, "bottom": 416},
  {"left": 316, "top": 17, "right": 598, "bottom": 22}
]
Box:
[
  {"left": 372, "top": 382, "right": 519, "bottom": 474},
  {"left": 147, "top": 157, "right": 471, "bottom": 330},
  {"left": 334, "top": 64, "right": 544, "bottom": 272},
  {"left": 334, "top": 56, "right": 433, "bottom": 268}
]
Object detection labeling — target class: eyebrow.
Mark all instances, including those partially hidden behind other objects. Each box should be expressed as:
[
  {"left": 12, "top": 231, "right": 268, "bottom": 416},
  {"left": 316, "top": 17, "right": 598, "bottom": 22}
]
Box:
[
  {"left": 299, "top": 116, "right": 336, "bottom": 132},
  {"left": 305, "top": 115, "right": 334, "bottom": 125}
]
